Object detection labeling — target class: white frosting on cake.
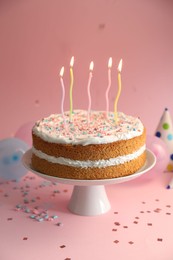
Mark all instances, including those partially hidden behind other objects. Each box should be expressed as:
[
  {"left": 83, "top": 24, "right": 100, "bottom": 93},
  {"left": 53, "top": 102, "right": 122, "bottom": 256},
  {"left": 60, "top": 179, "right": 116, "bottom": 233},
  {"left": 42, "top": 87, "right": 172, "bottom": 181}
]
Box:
[
  {"left": 32, "top": 145, "right": 146, "bottom": 168},
  {"left": 33, "top": 110, "right": 144, "bottom": 146}
]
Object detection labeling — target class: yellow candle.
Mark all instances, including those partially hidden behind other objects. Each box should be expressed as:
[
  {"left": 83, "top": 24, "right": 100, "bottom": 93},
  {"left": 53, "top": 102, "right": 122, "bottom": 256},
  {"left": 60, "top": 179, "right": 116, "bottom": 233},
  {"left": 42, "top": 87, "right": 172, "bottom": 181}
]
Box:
[
  {"left": 114, "top": 59, "right": 123, "bottom": 122},
  {"left": 69, "top": 56, "right": 74, "bottom": 121}
]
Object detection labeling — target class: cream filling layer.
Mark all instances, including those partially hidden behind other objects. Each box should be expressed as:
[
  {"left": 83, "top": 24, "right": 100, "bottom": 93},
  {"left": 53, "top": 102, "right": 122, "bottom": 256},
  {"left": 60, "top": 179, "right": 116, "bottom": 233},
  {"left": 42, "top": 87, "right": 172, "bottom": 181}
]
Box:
[{"left": 32, "top": 145, "right": 146, "bottom": 169}]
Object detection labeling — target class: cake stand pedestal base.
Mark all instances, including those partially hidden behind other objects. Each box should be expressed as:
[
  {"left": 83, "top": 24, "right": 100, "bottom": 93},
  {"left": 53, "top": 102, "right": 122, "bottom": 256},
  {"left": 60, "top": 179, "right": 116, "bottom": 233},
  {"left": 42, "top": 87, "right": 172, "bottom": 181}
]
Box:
[{"left": 68, "top": 185, "right": 110, "bottom": 216}]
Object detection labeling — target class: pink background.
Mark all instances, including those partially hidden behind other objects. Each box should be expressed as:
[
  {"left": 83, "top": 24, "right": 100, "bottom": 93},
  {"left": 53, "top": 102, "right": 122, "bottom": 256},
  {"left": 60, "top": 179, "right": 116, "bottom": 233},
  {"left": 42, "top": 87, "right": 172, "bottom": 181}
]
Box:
[
  {"left": 0, "top": 0, "right": 173, "bottom": 138},
  {"left": 1, "top": 2, "right": 173, "bottom": 259}
]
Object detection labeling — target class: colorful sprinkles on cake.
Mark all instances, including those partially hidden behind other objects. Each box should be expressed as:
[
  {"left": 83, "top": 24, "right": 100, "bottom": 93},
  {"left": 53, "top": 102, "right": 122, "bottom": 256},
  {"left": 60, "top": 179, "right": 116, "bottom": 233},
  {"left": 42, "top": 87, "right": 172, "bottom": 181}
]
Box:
[{"left": 33, "top": 110, "right": 144, "bottom": 145}]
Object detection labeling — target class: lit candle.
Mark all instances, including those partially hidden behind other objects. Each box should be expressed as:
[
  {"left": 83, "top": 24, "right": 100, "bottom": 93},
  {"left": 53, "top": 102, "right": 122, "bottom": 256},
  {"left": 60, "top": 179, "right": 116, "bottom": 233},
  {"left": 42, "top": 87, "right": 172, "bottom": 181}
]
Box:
[
  {"left": 59, "top": 66, "right": 67, "bottom": 128},
  {"left": 114, "top": 59, "right": 123, "bottom": 122},
  {"left": 69, "top": 56, "right": 74, "bottom": 121},
  {"left": 105, "top": 57, "right": 112, "bottom": 118},
  {"left": 87, "top": 61, "right": 94, "bottom": 124}
]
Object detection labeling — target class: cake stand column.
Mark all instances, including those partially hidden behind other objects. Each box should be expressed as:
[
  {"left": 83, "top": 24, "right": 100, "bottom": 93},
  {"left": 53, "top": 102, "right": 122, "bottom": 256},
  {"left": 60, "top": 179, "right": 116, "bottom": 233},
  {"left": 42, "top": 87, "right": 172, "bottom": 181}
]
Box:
[{"left": 68, "top": 185, "right": 111, "bottom": 216}]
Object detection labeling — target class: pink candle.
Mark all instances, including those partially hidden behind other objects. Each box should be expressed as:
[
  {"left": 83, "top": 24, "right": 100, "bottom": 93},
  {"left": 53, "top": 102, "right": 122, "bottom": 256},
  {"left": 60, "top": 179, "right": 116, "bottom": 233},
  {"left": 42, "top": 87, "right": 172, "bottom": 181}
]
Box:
[
  {"left": 59, "top": 66, "right": 67, "bottom": 128},
  {"left": 87, "top": 61, "right": 94, "bottom": 124},
  {"left": 105, "top": 57, "right": 112, "bottom": 118}
]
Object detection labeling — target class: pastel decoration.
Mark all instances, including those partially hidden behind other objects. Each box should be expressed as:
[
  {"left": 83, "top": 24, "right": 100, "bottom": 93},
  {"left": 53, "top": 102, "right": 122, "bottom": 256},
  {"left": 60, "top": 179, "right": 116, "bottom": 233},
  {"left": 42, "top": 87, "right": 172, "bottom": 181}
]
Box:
[
  {"left": 155, "top": 108, "right": 173, "bottom": 171},
  {"left": 146, "top": 135, "right": 169, "bottom": 172},
  {"left": 15, "top": 121, "right": 34, "bottom": 146},
  {"left": 0, "top": 138, "right": 29, "bottom": 181}
]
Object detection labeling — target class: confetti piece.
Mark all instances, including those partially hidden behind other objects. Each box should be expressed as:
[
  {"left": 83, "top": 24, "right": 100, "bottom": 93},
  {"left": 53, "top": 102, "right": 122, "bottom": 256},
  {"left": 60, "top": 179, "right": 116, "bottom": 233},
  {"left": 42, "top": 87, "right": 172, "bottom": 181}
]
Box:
[
  {"left": 157, "top": 238, "right": 163, "bottom": 242},
  {"left": 37, "top": 217, "right": 44, "bottom": 222},
  {"left": 43, "top": 214, "right": 49, "bottom": 219},
  {"left": 30, "top": 214, "right": 36, "bottom": 219},
  {"left": 7, "top": 218, "right": 13, "bottom": 221},
  {"left": 53, "top": 190, "right": 60, "bottom": 194},
  {"left": 128, "top": 241, "right": 134, "bottom": 244},
  {"left": 154, "top": 208, "right": 162, "bottom": 213},
  {"left": 24, "top": 198, "right": 29, "bottom": 204},
  {"left": 16, "top": 204, "right": 22, "bottom": 209},
  {"left": 56, "top": 222, "right": 63, "bottom": 227},
  {"left": 51, "top": 215, "right": 58, "bottom": 219},
  {"left": 60, "top": 245, "right": 66, "bottom": 248},
  {"left": 25, "top": 208, "right": 30, "bottom": 213}
]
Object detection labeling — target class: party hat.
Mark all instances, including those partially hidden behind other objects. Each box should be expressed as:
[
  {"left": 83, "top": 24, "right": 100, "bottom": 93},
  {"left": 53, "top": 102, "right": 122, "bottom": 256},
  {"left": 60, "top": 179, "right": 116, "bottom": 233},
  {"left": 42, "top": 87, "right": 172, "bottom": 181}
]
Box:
[{"left": 155, "top": 108, "right": 173, "bottom": 171}]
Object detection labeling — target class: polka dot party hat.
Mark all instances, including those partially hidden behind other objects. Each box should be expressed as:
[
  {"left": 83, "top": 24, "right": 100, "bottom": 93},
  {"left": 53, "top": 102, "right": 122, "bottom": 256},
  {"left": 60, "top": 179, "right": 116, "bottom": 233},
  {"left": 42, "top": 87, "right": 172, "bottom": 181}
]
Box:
[{"left": 155, "top": 108, "right": 173, "bottom": 171}]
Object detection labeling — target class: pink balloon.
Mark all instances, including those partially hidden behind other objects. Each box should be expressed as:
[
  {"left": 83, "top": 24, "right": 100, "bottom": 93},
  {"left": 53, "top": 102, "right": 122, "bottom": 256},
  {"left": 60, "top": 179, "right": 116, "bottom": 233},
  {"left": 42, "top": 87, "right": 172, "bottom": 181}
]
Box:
[
  {"left": 151, "top": 143, "right": 165, "bottom": 161},
  {"left": 147, "top": 135, "right": 169, "bottom": 171},
  {"left": 15, "top": 121, "right": 34, "bottom": 147}
]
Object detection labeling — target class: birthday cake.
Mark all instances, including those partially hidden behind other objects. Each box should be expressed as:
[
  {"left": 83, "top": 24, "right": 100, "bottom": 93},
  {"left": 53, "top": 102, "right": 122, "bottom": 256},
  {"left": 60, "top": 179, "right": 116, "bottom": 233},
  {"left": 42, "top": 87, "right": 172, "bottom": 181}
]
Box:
[{"left": 31, "top": 110, "right": 146, "bottom": 180}]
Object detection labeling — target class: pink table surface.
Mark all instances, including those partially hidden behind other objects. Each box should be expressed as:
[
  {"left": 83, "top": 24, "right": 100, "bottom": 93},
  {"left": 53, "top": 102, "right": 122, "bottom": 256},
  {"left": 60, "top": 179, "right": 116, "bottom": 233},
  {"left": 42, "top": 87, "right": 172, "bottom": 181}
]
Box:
[{"left": 1, "top": 167, "right": 173, "bottom": 260}]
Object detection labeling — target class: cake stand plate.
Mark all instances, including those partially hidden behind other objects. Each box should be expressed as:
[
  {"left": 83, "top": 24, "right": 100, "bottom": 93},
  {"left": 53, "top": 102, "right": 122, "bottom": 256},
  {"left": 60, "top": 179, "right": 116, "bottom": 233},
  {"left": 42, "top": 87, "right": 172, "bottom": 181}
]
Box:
[{"left": 22, "top": 149, "right": 156, "bottom": 216}]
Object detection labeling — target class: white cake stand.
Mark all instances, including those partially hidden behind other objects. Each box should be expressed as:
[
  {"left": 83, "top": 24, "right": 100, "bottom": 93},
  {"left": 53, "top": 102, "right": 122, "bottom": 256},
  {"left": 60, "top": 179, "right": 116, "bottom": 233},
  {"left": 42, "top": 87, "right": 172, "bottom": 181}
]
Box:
[{"left": 22, "top": 149, "right": 156, "bottom": 216}]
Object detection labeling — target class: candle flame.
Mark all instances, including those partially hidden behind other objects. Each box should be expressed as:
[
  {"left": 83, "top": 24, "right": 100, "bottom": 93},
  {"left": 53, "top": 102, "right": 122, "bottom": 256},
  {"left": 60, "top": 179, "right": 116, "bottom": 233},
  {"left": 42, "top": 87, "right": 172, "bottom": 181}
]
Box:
[
  {"left": 60, "top": 66, "right": 64, "bottom": 77},
  {"left": 70, "top": 56, "right": 74, "bottom": 67},
  {"left": 89, "top": 61, "right": 94, "bottom": 71},
  {"left": 118, "top": 59, "right": 123, "bottom": 72},
  {"left": 108, "top": 57, "right": 112, "bottom": 68}
]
